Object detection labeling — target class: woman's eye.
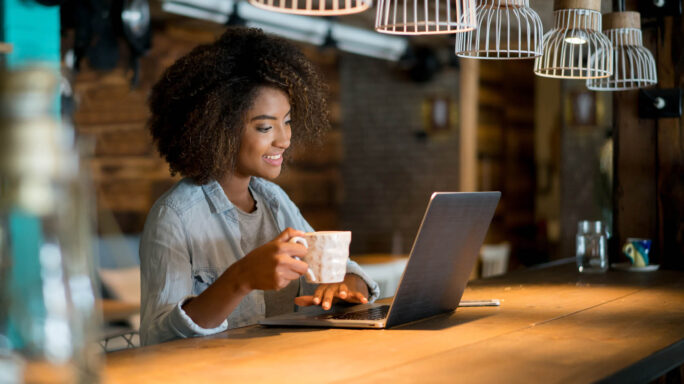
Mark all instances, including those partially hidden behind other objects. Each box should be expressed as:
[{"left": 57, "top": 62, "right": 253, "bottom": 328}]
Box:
[
  {"left": 256, "top": 126, "right": 272, "bottom": 133},
  {"left": 285, "top": 120, "right": 292, "bottom": 125}
]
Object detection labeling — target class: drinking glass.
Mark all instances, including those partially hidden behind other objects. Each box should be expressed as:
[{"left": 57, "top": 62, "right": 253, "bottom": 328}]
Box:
[
  {"left": 0, "top": 66, "right": 102, "bottom": 383},
  {"left": 576, "top": 220, "right": 608, "bottom": 273}
]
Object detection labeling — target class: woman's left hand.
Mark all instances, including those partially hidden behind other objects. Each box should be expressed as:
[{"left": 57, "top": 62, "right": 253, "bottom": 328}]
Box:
[{"left": 294, "top": 274, "right": 369, "bottom": 310}]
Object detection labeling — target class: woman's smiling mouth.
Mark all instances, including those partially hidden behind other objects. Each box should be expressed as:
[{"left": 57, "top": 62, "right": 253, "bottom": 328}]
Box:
[{"left": 263, "top": 153, "right": 283, "bottom": 166}]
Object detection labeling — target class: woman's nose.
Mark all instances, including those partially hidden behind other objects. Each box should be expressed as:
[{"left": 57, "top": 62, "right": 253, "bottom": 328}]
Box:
[{"left": 274, "top": 124, "right": 291, "bottom": 148}]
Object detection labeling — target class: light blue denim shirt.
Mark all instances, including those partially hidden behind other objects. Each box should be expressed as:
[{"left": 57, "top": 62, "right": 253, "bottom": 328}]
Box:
[{"left": 139, "top": 177, "right": 380, "bottom": 346}]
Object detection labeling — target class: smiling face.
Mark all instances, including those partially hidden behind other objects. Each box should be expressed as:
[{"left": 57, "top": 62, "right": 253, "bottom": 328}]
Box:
[{"left": 234, "top": 86, "right": 292, "bottom": 181}]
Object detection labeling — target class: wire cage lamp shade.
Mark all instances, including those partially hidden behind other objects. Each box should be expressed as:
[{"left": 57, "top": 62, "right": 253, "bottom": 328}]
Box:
[
  {"left": 248, "top": 0, "right": 371, "bottom": 16},
  {"left": 586, "top": 12, "right": 657, "bottom": 91},
  {"left": 375, "top": 0, "right": 477, "bottom": 35},
  {"left": 455, "top": 0, "right": 544, "bottom": 60},
  {"left": 534, "top": 0, "right": 613, "bottom": 79}
]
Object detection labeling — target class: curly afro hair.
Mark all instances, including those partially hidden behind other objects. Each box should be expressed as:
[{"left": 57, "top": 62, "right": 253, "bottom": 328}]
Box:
[{"left": 148, "top": 27, "right": 330, "bottom": 184}]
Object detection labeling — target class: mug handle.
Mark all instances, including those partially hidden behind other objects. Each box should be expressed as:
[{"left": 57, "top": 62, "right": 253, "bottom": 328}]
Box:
[
  {"left": 288, "top": 236, "right": 317, "bottom": 282},
  {"left": 622, "top": 243, "right": 646, "bottom": 267}
]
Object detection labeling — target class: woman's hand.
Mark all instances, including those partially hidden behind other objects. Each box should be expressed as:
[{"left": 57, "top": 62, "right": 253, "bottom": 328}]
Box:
[
  {"left": 182, "top": 228, "right": 307, "bottom": 329},
  {"left": 294, "top": 274, "right": 370, "bottom": 310},
  {"left": 235, "top": 228, "right": 309, "bottom": 292}
]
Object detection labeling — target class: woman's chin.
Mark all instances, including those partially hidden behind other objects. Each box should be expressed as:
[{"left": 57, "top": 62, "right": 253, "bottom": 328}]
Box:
[{"left": 259, "top": 169, "right": 282, "bottom": 180}]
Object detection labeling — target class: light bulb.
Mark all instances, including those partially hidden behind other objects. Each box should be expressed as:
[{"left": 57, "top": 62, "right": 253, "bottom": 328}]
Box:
[{"left": 564, "top": 30, "right": 588, "bottom": 44}]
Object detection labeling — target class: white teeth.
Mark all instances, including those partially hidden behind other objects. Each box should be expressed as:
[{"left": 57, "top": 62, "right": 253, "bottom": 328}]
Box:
[{"left": 264, "top": 154, "right": 281, "bottom": 160}]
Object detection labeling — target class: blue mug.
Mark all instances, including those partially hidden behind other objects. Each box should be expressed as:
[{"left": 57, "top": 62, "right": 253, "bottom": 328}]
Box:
[{"left": 622, "top": 238, "right": 652, "bottom": 267}]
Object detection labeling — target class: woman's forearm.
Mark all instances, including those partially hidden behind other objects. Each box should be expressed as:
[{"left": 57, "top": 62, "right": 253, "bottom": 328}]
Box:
[{"left": 181, "top": 261, "right": 251, "bottom": 329}]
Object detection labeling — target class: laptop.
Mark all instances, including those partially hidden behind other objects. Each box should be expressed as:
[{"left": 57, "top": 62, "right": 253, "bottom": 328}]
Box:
[{"left": 259, "top": 191, "right": 501, "bottom": 329}]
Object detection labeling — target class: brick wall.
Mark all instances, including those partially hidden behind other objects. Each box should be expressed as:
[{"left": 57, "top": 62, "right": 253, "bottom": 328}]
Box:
[
  {"left": 339, "top": 53, "right": 461, "bottom": 255},
  {"left": 338, "top": 54, "right": 539, "bottom": 265}
]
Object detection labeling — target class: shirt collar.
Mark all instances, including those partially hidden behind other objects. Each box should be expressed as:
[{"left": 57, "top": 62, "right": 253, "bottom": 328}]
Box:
[
  {"left": 201, "top": 178, "right": 280, "bottom": 214},
  {"left": 201, "top": 180, "right": 233, "bottom": 214},
  {"left": 249, "top": 177, "right": 281, "bottom": 211}
]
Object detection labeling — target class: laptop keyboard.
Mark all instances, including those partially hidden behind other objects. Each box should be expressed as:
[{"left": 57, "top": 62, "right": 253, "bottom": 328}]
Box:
[{"left": 315, "top": 305, "right": 390, "bottom": 321}]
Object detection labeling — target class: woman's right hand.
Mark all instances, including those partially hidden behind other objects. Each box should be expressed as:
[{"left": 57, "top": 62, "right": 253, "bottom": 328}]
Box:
[
  {"left": 181, "top": 228, "right": 307, "bottom": 329},
  {"left": 236, "top": 228, "right": 309, "bottom": 291}
]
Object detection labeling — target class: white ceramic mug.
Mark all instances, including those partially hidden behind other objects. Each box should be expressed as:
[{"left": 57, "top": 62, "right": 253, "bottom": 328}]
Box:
[{"left": 288, "top": 231, "right": 351, "bottom": 283}]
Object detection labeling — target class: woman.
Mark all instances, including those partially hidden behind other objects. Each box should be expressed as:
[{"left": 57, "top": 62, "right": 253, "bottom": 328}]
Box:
[{"left": 139, "top": 27, "right": 379, "bottom": 346}]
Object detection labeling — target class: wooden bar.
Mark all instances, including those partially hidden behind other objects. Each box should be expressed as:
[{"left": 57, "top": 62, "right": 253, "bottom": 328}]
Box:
[
  {"left": 104, "top": 262, "right": 684, "bottom": 383},
  {"left": 353, "top": 281, "right": 684, "bottom": 383}
]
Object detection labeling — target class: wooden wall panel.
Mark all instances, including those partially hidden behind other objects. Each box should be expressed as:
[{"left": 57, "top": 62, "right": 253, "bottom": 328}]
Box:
[
  {"left": 654, "top": 16, "right": 684, "bottom": 269},
  {"left": 97, "top": 180, "right": 152, "bottom": 212},
  {"left": 613, "top": 90, "right": 657, "bottom": 263},
  {"left": 614, "top": 2, "right": 683, "bottom": 269}
]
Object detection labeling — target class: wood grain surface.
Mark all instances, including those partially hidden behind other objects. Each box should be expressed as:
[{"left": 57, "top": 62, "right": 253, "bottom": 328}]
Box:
[
  {"left": 554, "top": 0, "right": 601, "bottom": 12},
  {"left": 103, "top": 262, "right": 684, "bottom": 383},
  {"left": 613, "top": 2, "right": 684, "bottom": 270},
  {"left": 653, "top": 14, "right": 684, "bottom": 270},
  {"left": 602, "top": 11, "right": 640, "bottom": 30},
  {"left": 101, "top": 299, "right": 141, "bottom": 323}
]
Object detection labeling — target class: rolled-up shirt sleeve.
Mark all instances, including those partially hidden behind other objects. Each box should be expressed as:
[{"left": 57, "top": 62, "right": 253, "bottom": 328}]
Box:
[
  {"left": 139, "top": 204, "right": 227, "bottom": 346},
  {"left": 344, "top": 260, "right": 381, "bottom": 302}
]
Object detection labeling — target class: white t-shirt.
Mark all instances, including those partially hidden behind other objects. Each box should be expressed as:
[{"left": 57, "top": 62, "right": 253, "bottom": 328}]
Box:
[{"left": 236, "top": 187, "right": 300, "bottom": 318}]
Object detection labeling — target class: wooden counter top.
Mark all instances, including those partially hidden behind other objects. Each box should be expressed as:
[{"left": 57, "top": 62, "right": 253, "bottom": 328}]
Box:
[
  {"left": 104, "top": 261, "right": 684, "bottom": 383},
  {"left": 101, "top": 299, "right": 140, "bottom": 323},
  {"left": 350, "top": 253, "right": 408, "bottom": 265}
]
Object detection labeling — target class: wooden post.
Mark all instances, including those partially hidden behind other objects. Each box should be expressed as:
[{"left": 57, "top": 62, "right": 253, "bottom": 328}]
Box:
[{"left": 459, "top": 58, "right": 479, "bottom": 192}]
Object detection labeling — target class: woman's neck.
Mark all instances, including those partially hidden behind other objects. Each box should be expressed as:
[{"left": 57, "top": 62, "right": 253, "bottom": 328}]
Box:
[{"left": 218, "top": 173, "right": 256, "bottom": 213}]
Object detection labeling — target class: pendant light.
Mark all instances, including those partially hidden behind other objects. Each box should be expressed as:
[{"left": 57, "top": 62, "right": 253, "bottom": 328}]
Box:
[
  {"left": 586, "top": 11, "right": 657, "bottom": 91},
  {"left": 375, "top": 0, "right": 477, "bottom": 35},
  {"left": 455, "top": 0, "right": 544, "bottom": 60},
  {"left": 534, "top": 0, "right": 613, "bottom": 79},
  {"left": 247, "top": 0, "right": 371, "bottom": 16}
]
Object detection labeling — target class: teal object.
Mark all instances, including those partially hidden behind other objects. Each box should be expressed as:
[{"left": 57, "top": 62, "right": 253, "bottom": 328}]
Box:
[
  {"left": 2, "top": 0, "right": 60, "bottom": 349},
  {"left": 7, "top": 209, "right": 45, "bottom": 349},
  {"left": 1, "top": 0, "right": 61, "bottom": 114},
  {"left": 2, "top": 0, "right": 60, "bottom": 69}
]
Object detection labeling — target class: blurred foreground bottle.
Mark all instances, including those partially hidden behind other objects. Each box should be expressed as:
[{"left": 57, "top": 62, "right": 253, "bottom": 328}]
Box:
[{"left": 0, "top": 66, "right": 102, "bottom": 383}]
